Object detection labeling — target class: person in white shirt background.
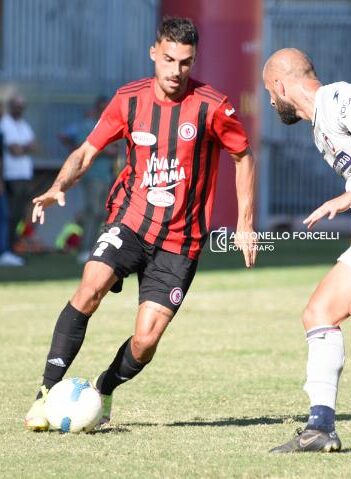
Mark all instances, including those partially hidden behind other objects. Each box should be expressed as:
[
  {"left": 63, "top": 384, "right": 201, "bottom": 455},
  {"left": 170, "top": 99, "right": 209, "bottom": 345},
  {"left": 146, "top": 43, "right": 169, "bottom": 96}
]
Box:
[
  {"left": 0, "top": 95, "right": 37, "bottom": 266},
  {"left": 263, "top": 48, "right": 351, "bottom": 453}
]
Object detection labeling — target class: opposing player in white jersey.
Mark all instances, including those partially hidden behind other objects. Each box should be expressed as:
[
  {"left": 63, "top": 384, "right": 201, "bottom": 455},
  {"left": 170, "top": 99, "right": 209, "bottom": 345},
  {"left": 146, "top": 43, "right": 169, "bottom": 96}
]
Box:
[{"left": 263, "top": 48, "right": 351, "bottom": 453}]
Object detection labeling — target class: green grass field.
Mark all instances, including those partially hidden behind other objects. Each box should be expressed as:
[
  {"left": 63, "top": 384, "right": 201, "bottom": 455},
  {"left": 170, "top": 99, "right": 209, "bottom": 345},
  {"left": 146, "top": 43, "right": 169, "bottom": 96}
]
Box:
[{"left": 1, "top": 239, "right": 351, "bottom": 478}]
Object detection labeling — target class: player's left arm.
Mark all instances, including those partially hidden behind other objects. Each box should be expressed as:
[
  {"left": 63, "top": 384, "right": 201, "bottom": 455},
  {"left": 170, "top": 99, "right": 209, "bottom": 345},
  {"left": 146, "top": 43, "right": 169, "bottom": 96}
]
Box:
[
  {"left": 303, "top": 191, "right": 351, "bottom": 229},
  {"left": 231, "top": 147, "right": 257, "bottom": 268},
  {"left": 211, "top": 100, "right": 257, "bottom": 267}
]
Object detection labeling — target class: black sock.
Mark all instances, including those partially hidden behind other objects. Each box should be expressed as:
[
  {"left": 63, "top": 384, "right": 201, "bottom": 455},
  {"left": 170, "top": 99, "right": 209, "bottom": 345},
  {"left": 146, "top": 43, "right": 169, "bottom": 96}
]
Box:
[
  {"left": 306, "top": 405, "right": 335, "bottom": 433},
  {"left": 37, "top": 302, "right": 90, "bottom": 397},
  {"left": 97, "top": 337, "right": 147, "bottom": 395}
]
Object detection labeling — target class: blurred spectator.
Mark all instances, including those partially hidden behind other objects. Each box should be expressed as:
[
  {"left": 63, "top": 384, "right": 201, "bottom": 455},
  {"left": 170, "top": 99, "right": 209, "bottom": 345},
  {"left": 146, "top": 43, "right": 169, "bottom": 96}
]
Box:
[
  {"left": 0, "top": 100, "right": 23, "bottom": 266},
  {"left": 59, "top": 96, "right": 120, "bottom": 263},
  {"left": 1, "top": 95, "right": 38, "bottom": 264}
]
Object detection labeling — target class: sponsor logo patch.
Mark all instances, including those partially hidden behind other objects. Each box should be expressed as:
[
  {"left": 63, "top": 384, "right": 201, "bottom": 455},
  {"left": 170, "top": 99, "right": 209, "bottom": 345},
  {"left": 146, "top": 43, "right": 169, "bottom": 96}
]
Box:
[
  {"left": 334, "top": 150, "right": 351, "bottom": 177},
  {"left": 147, "top": 189, "right": 175, "bottom": 207},
  {"left": 178, "top": 122, "right": 197, "bottom": 141},
  {"left": 169, "top": 287, "right": 183, "bottom": 306},
  {"left": 131, "top": 131, "right": 157, "bottom": 146}
]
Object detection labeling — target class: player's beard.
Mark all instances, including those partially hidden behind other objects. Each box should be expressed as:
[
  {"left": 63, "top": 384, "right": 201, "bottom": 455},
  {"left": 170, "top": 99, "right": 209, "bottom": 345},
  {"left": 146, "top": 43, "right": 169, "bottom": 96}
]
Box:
[
  {"left": 275, "top": 96, "right": 301, "bottom": 125},
  {"left": 161, "top": 75, "right": 187, "bottom": 99}
]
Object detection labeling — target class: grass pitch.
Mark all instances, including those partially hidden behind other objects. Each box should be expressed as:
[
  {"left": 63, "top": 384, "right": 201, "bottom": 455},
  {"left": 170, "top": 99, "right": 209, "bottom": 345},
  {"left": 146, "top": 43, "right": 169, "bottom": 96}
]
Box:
[{"left": 1, "top": 239, "right": 351, "bottom": 478}]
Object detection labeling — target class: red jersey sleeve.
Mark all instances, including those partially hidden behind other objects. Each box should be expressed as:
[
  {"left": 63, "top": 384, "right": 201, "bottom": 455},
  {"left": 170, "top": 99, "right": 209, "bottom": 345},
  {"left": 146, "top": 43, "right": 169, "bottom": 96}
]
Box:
[
  {"left": 210, "top": 100, "right": 249, "bottom": 154},
  {"left": 87, "top": 91, "right": 125, "bottom": 150}
]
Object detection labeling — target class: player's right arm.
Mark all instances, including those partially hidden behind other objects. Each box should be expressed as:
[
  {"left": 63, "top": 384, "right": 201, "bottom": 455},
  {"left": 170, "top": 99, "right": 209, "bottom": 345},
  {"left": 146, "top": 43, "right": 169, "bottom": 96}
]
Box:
[
  {"left": 33, "top": 90, "right": 126, "bottom": 224},
  {"left": 32, "top": 140, "right": 99, "bottom": 224}
]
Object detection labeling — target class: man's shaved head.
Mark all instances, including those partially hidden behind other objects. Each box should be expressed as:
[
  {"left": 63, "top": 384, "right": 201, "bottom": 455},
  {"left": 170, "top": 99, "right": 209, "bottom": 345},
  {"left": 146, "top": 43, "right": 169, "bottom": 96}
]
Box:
[
  {"left": 263, "top": 48, "right": 320, "bottom": 124},
  {"left": 263, "top": 48, "right": 317, "bottom": 81}
]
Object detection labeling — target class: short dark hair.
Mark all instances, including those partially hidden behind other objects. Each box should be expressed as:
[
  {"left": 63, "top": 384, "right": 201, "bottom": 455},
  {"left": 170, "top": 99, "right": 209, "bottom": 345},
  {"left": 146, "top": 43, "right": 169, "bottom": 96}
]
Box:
[{"left": 156, "top": 16, "right": 198, "bottom": 47}]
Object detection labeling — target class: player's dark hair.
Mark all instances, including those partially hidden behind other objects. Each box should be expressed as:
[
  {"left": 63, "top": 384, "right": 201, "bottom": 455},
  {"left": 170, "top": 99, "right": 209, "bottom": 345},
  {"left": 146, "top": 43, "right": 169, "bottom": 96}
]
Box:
[{"left": 156, "top": 16, "right": 199, "bottom": 47}]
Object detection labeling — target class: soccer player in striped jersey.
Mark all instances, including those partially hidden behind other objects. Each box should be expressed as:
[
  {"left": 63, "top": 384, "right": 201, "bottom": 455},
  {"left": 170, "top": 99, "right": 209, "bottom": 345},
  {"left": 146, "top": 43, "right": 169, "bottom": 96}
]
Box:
[
  {"left": 25, "top": 17, "right": 256, "bottom": 431},
  {"left": 263, "top": 48, "right": 351, "bottom": 453}
]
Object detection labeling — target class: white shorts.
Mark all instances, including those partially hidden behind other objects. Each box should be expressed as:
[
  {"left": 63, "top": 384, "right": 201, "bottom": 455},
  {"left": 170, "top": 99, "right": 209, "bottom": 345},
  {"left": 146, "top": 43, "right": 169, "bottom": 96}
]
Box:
[{"left": 337, "top": 245, "right": 351, "bottom": 268}]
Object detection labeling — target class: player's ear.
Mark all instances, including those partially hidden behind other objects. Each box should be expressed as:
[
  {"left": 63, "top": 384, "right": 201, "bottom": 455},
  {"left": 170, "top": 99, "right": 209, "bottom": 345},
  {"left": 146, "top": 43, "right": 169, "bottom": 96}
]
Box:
[
  {"left": 150, "top": 45, "right": 156, "bottom": 62},
  {"left": 275, "top": 79, "right": 286, "bottom": 97}
]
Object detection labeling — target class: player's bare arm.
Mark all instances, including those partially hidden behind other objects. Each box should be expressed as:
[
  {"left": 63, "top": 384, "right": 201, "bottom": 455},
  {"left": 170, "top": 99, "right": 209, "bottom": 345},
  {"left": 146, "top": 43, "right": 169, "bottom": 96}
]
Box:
[
  {"left": 232, "top": 147, "right": 257, "bottom": 268},
  {"left": 303, "top": 191, "right": 351, "bottom": 229},
  {"left": 32, "top": 140, "right": 99, "bottom": 224}
]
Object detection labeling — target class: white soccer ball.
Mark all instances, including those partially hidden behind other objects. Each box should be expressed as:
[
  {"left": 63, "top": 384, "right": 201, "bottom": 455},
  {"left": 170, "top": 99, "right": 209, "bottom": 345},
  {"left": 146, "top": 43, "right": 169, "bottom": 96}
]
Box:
[{"left": 45, "top": 378, "right": 102, "bottom": 433}]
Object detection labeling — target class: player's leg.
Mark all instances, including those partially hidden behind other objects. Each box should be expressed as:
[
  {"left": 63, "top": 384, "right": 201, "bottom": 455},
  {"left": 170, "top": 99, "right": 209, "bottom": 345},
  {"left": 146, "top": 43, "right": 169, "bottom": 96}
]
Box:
[
  {"left": 94, "top": 248, "right": 198, "bottom": 423},
  {"left": 25, "top": 261, "right": 117, "bottom": 430},
  {"left": 96, "top": 300, "right": 173, "bottom": 391},
  {"left": 271, "top": 259, "right": 351, "bottom": 453},
  {"left": 25, "top": 221, "right": 145, "bottom": 431}
]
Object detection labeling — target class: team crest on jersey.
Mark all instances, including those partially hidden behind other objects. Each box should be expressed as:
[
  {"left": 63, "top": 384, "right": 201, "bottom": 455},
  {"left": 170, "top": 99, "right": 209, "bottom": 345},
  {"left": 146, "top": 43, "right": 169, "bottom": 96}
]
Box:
[
  {"left": 131, "top": 131, "right": 157, "bottom": 146},
  {"left": 178, "top": 122, "right": 197, "bottom": 141},
  {"left": 169, "top": 287, "right": 183, "bottom": 306}
]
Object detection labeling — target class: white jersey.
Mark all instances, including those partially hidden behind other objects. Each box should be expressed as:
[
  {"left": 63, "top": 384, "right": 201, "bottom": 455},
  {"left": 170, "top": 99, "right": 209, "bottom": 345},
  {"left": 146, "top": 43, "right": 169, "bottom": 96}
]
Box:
[
  {"left": 0, "top": 114, "right": 35, "bottom": 181},
  {"left": 313, "top": 81, "right": 351, "bottom": 192}
]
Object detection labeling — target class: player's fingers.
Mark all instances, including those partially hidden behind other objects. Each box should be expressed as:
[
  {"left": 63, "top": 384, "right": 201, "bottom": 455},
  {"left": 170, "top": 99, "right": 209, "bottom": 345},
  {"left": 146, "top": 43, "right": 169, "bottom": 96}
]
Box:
[
  {"left": 242, "top": 245, "right": 251, "bottom": 268},
  {"left": 56, "top": 191, "right": 66, "bottom": 207},
  {"left": 32, "top": 203, "right": 41, "bottom": 223},
  {"left": 40, "top": 210, "right": 45, "bottom": 225},
  {"left": 304, "top": 207, "right": 327, "bottom": 228},
  {"left": 250, "top": 245, "right": 257, "bottom": 266},
  {"left": 32, "top": 205, "right": 37, "bottom": 223},
  {"left": 303, "top": 211, "right": 318, "bottom": 224},
  {"left": 306, "top": 218, "right": 317, "bottom": 229}
]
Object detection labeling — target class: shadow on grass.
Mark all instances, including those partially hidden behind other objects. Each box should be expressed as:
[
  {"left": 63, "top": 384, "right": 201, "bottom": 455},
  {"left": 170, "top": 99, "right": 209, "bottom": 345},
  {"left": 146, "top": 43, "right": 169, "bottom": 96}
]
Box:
[
  {"left": 89, "top": 426, "right": 130, "bottom": 435},
  {"left": 0, "top": 238, "right": 349, "bottom": 283},
  {"left": 122, "top": 413, "right": 351, "bottom": 428},
  {"left": 47, "top": 426, "right": 131, "bottom": 435}
]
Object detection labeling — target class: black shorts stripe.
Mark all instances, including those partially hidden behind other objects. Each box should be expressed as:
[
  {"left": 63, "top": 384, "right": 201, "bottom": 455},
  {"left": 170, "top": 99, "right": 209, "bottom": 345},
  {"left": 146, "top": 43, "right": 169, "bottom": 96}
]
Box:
[
  {"left": 154, "top": 104, "right": 182, "bottom": 248},
  {"left": 136, "top": 103, "right": 161, "bottom": 237},
  {"left": 115, "top": 96, "right": 138, "bottom": 222},
  {"left": 199, "top": 141, "right": 214, "bottom": 249},
  {"left": 181, "top": 102, "right": 209, "bottom": 256}
]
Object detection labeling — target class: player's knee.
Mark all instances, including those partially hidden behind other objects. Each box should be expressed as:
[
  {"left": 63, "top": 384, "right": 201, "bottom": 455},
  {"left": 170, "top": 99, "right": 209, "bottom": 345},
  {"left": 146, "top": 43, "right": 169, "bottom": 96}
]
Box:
[
  {"left": 72, "top": 283, "right": 104, "bottom": 314},
  {"left": 132, "top": 333, "right": 159, "bottom": 363},
  {"left": 302, "top": 301, "right": 336, "bottom": 330}
]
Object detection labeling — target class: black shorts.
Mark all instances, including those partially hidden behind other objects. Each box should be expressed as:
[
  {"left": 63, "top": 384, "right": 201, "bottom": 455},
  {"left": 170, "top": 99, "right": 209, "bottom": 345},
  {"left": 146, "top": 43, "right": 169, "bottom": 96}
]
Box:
[{"left": 88, "top": 223, "right": 198, "bottom": 313}]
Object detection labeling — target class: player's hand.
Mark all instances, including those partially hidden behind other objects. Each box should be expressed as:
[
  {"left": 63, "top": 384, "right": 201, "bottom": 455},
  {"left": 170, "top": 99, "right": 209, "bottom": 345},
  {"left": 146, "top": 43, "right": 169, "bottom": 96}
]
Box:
[
  {"left": 303, "top": 192, "right": 351, "bottom": 229},
  {"left": 235, "top": 224, "right": 257, "bottom": 268},
  {"left": 32, "top": 189, "right": 66, "bottom": 224}
]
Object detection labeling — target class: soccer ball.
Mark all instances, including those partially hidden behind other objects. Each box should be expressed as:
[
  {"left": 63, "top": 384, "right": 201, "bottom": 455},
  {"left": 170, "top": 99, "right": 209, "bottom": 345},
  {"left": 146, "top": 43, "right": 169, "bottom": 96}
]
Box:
[{"left": 45, "top": 378, "right": 102, "bottom": 433}]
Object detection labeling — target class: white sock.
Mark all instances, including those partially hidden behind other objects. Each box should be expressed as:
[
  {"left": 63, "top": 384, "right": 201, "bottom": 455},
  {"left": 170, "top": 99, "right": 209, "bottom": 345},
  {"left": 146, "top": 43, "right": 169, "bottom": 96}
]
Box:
[{"left": 303, "top": 326, "right": 344, "bottom": 409}]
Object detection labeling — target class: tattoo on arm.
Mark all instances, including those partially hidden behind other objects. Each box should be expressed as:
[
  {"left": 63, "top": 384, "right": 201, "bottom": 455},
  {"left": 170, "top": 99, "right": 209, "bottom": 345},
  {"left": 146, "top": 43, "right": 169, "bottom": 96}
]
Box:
[{"left": 53, "top": 153, "right": 85, "bottom": 191}]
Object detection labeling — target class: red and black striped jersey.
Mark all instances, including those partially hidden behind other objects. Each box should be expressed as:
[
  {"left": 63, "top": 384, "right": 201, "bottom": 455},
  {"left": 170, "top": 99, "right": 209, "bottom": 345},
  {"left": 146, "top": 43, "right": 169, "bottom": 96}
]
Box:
[{"left": 87, "top": 77, "right": 249, "bottom": 259}]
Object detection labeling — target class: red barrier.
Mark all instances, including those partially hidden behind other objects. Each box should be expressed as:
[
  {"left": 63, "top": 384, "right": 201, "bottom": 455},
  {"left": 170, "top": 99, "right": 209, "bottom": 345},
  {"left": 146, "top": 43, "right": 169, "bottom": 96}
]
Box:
[{"left": 161, "top": 0, "right": 262, "bottom": 228}]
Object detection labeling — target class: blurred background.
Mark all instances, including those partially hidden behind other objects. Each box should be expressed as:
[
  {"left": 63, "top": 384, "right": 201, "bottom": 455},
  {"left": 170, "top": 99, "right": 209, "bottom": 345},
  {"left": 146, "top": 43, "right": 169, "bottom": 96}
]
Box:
[{"left": 0, "top": 0, "right": 350, "bottom": 258}]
